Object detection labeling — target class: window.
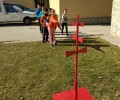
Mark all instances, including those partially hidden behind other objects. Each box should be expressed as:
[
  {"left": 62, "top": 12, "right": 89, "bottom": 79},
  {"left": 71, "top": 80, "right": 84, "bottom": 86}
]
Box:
[
  {"left": 0, "top": 6, "right": 2, "bottom": 12},
  {"left": 5, "top": 5, "right": 18, "bottom": 13},
  {"left": 14, "top": 4, "right": 25, "bottom": 10}
]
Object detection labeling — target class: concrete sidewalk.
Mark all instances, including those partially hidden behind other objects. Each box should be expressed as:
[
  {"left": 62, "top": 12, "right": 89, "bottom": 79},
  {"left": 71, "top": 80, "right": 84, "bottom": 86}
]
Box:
[
  {"left": 0, "top": 23, "right": 120, "bottom": 47},
  {"left": 0, "top": 23, "right": 42, "bottom": 43}
]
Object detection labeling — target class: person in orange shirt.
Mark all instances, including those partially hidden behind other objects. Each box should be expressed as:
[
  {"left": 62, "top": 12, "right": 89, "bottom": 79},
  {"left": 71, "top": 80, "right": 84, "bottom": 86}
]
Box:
[
  {"left": 48, "top": 9, "right": 61, "bottom": 46},
  {"left": 40, "top": 8, "right": 49, "bottom": 43}
]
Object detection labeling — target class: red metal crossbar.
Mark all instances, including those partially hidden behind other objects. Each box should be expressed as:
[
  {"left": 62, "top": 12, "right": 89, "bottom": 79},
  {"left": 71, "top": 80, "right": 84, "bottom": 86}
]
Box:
[{"left": 72, "top": 34, "right": 83, "bottom": 43}]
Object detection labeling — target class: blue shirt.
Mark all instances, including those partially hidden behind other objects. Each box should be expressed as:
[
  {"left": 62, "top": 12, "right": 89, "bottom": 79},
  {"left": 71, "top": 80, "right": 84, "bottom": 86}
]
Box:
[
  {"left": 36, "top": 9, "right": 42, "bottom": 18},
  {"left": 39, "top": 11, "right": 44, "bottom": 18}
]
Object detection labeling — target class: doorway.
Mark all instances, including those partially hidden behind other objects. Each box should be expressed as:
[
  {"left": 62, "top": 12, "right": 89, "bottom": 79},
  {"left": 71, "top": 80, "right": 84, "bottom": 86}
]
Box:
[{"left": 34, "top": 0, "right": 49, "bottom": 8}]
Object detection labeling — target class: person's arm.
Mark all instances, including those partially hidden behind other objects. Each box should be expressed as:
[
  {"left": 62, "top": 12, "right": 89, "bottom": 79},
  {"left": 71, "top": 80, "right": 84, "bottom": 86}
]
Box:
[
  {"left": 39, "top": 11, "right": 44, "bottom": 18},
  {"left": 36, "top": 9, "right": 39, "bottom": 18},
  {"left": 61, "top": 14, "right": 65, "bottom": 22},
  {"left": 57, "top": 22, "right": 62, "bottom": 30},
  {"left": 36, "top": 9, "right": 38, "bottom": 14},
  {"left": 66, "top": 14, "right": 68, "bottom": 21},
  {"left": 55, "top": 16, "right": 61, "bottom": 30},
  {"left": 40, "top": 16, "right": 46, "bottom": 27},
  {"left": 46, "top": 17, "right": 49, "bottom": 27}
]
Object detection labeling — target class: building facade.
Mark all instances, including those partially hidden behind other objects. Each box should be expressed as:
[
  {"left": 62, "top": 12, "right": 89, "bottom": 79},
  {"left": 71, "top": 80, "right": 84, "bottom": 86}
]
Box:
[
  {"left": 111, "top": 0, "right": 120, "bottom": 37},
  {"left": 5, "top": 0, "right": 113, "bottom": 25},
  {"left": 50, "top": 0, "right": 113, "bottom": 25},
  {"left": 5, "top": 0, "right": 35, "bottom": 9},
  {"left": 5, "top": 0, "right": 49, "bottom": 9}
]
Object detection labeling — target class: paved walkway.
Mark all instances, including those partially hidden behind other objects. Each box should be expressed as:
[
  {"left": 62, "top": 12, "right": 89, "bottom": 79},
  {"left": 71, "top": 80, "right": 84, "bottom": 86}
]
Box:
[
  {"left": 0, "top": 23, "right": 42, "bottom": 43},
  {"left": 0, "top": 23, "right": 120, "bottom": 47}
]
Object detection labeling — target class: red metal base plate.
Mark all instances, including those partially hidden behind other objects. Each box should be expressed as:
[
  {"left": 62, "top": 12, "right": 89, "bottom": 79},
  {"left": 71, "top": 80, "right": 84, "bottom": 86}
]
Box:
[{"left": 52, "top": 87, "right": 95, "bottom": 100}]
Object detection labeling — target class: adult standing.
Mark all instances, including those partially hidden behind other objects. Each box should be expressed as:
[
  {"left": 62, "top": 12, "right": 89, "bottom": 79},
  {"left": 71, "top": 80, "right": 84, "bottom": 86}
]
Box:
[
  {"left": 39, "top": 6, "right": 45, "bottom": 33},
  {"left": 36, "top": 5, "right": 42, "bottom": 32}
]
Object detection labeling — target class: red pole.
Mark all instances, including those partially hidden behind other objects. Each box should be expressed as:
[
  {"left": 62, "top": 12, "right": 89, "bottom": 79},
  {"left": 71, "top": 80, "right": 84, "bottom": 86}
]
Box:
[{"left": 74, "top": 15, "right": 79, "bottom": 100}]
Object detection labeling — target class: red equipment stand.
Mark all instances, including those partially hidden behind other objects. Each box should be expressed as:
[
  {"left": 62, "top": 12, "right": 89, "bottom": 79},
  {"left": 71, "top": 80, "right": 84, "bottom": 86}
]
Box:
[{"left": 52, "top": 15, "right": 95, "bottom": 100}]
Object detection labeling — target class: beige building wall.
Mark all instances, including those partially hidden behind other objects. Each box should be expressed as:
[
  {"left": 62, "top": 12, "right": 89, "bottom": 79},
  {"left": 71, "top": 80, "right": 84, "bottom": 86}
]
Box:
[
  {"left": 111, "top": 0, "right": 120, "bottom": 37},
  {"left": 5, "top": 0, "right": 113, "bottom": 24},
  {"left": 5, "top": 0, "right": 113, "bottom": 19},
  {"left": 60, "top": 0, "right": 113, "bottom": 18},
  {"left": 44, "top": 0, "right": 49, "bottom": 8},
  {"left": 49, "top": 0, "right": 60, "bottom": 19},
  {"left": 49, "top": 0, "right": 113, "bottom": 24},
  {"left": 5, "top": 0, "right": 35, "bottom": 9}
]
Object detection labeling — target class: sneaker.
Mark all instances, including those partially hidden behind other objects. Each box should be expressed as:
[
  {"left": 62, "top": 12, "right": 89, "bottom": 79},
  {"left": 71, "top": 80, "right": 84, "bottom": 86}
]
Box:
[
  {"left": 55, "top": 42, "right": 57, "bottom": 45},
  {"left": 50, "top": 44, "right": 53, "bottom": 47},
  {"left": 43, "top": 40, "right": 45, "bottom": 43},
  {"left": 53, "top": 43, "right": 55, "bottom": 46},
  {"left": 53, "top": 42, "right": 57, "bottom": 46}
]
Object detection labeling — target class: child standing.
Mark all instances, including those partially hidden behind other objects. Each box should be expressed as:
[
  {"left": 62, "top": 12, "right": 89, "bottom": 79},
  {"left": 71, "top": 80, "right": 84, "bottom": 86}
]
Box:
[
  {"left": 40, "top": 8, "right": 49, "bottom": 43},
  {"left": 48, "top": 9, "right": 61, "bottom": 46},
  {"left": 46, "top": 8, "right": 52, "bottom": 27},
  {"left": 61, "top": 9, "right": 68, "bottom": 36}
]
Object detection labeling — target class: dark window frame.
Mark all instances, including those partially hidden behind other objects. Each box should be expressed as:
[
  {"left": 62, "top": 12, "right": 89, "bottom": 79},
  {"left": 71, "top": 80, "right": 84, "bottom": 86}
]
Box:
[
  {"left": 0, "top": 6, "right": 2, "bottom": 12},
  {"left": 5, "top": 5, "right": 18, "bottom": 13}
]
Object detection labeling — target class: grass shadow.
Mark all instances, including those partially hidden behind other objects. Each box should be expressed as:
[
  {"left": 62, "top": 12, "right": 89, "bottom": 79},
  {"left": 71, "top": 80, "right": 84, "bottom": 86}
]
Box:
[
  {"left": 55, "top": 33, "right": 97, "bottom": 40},
  {"left": 57, "top": 38, "right": 109, "bottom": 53},
  {"left": 55, "top": 31, "right": 82, "bottom": 35}
]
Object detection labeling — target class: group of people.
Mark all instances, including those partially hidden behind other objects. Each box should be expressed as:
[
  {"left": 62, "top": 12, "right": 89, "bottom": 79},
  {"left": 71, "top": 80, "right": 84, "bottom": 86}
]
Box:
[{"left": 36, "top": 5, "right": 68, "bottom": 46}]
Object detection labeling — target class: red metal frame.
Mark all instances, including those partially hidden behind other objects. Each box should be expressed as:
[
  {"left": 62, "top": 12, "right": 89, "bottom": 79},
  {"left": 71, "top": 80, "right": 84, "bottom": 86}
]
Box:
[
  {"left": 74, "top": 15, "right": 79, "bottom": 100},
  {"left": 52, "top": 15, "right": 94, "bottom": 100}
]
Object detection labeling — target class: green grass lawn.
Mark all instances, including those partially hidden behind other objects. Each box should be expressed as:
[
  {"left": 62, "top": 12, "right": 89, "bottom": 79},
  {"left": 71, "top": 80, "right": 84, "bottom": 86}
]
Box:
[{"left": 0, "top": 38, "right": 120, "bottom": 100}]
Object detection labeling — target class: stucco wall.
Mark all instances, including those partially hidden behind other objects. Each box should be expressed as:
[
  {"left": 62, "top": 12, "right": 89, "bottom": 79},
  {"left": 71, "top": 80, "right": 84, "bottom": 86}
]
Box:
[
  {"left": 59, "top": 0, "right": 113, "bottom": 25},
  {"left": 5, "top": 0, "right": 113, "bottom": 19},
  {"left": 5, "top": 0, "right": 113, "bottom": 25},
  {"left": 60, "top": 0, "right": 113, "bottom": 19},
  {"left": 44, "top": 0, "right": 49, "bottom": 8},
  {"left": 5, "top": 0, "right": 35, "bottom": 9},
  {"left": 111, "top": 0, "right": 120, "bottom": 37},
  {"left": 49, "top": 0, "right": 60, "bottom": 19}
]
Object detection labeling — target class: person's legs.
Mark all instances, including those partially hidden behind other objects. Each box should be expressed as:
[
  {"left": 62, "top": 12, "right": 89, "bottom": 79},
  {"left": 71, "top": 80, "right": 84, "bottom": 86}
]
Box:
[
  {"left": 41, "top": 25, "right": 43, "bottom": 33},
  {"left": 42, "top": 27, "right": 45, "bottom": 43},
  {"left": 52, "top": 28, "right": 56, "bottom": 45},
  {"left": 38, "top": 18, "right": 42, "bottom": 32},
  {"left": 65, "top": 22, "right": 68, "bottom": 35},
  {"left": 61, "top": 23, "right": 65, "bottom": 35},
  {"left": 40, "top": 24, "right": 43, "bottom": 33},
  {"left": 38, "top": 18, "right": 40, "bottom": 26},
  {"left": 45, "top": 27, "right": 49, "bottom": 42},
  {"left": 48, "top": 28, "right": 53, "bottom": 45}
]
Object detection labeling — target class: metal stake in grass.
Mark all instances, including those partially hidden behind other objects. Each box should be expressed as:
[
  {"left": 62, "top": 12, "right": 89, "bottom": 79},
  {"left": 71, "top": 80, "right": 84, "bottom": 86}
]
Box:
[{"left": 52, "top": 15, "right": 95, "bottom": 100}]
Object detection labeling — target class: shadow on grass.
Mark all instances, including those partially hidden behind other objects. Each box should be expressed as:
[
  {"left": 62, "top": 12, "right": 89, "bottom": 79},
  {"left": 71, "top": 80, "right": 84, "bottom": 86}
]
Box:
[
  {"left": 55, "top": 31, "right": 104, "bottom": 40},
  {"left": 55, "top": 31, "right": 84, "bottom": 35},
  {"left": 57, "top": 38, "right": 109, "bottom": 53},
  {"left": 55, "top": 33, "right": 97, "bottom": 40}
]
